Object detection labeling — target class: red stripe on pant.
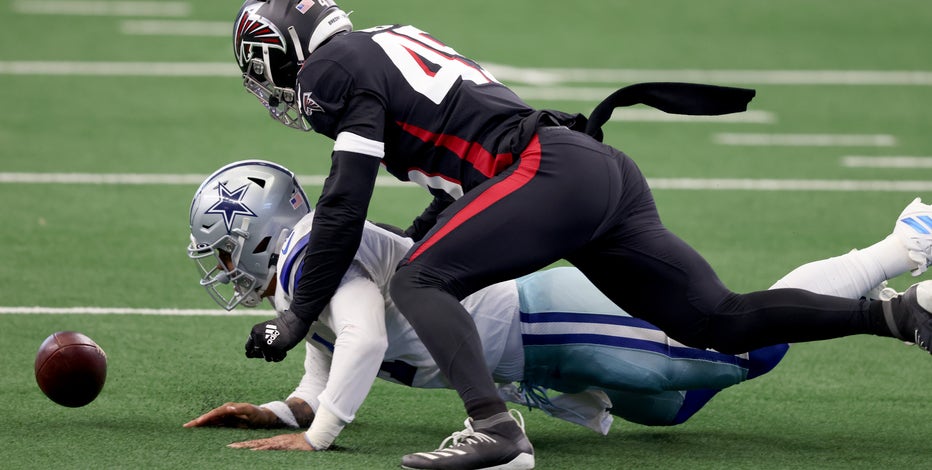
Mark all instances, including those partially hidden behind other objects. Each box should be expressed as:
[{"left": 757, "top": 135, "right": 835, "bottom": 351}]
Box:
[{"left": 407, "top": 134, "right": 542, "bottom": 262}]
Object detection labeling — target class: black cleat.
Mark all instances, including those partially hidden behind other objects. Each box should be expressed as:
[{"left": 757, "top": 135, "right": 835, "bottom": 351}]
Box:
[
  {"left": 883, "top": 280, "right": 932, "bottom": 352},
  {"left": 401, "top": 410, "right": 534, "bottom": 470}
]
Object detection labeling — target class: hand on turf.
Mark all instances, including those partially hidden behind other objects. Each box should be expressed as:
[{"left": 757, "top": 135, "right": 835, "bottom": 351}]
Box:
[
  {"left": 245, "top": 311, "right": 310, "bottom": 362},
  {"left": 182, "top": 402, "right": 279, "bottom": 429},
  {"left": 227, "top": 432, "right": 314, "bottom": 451}
]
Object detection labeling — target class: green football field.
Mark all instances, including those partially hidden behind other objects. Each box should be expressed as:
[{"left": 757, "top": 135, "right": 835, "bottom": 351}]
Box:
[{"left": 2, "top": 0, "right": 932, "bottom": 468}]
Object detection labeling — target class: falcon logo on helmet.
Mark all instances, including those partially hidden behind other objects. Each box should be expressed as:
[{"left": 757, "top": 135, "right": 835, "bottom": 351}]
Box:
[{"left": 234, "top": 3, "right": 287, "bottom": 69}]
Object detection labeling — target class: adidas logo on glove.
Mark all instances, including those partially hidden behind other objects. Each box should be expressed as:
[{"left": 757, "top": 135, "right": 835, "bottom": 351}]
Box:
[{"left": 265, "top": 324, "right": 280, "bottom": 345}]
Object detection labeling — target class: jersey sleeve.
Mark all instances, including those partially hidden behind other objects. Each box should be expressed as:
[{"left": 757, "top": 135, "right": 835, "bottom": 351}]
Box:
[
  {"left": 288, "top": 152, "right": 379, "bottom": 324},
  {"left": 297, "top": 59, "right": 355, "bottom": 140},
  {"left": 288, "top": 339, "right": 332, "bottom": 412},
  {"left": 313, "top": 264, "right": 388, "bottom": 423},
  {"left": 288, "top": 90, "right": 388, "bottom": 324},
  {"left": 295, "top": 263, "right": 388, "bottom": 449}
]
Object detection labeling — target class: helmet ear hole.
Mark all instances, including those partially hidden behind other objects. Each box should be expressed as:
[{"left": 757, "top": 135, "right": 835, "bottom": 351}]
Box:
[{"left": 253, "top": 236, "right": 272, "bottom": 254}]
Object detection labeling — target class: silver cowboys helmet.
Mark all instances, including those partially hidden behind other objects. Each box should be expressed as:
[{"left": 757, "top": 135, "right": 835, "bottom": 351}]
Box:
[
  {"left": 233, "top": 0, "right": 352, "bottom": 131},
  {"left": 188, "top": 160, "right": 310, "bottom": 310}
]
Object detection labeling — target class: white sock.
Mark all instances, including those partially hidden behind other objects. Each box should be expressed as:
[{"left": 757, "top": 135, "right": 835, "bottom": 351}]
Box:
[{"left": 769, "top": 235, "right": 913, "bottom": 298}]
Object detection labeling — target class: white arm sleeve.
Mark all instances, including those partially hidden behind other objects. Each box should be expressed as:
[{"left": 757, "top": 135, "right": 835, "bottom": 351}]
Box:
[
  {"left": 300, "top": 264, "right": 388, "bottom": 449},
  {"left": 287, "top": 342, "right": 332, "bottom": 413}
]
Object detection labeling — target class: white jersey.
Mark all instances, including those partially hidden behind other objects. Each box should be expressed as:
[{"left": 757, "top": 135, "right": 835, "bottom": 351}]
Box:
[{"left": 272, "top": 213, "right": 523, "bottom": 427}]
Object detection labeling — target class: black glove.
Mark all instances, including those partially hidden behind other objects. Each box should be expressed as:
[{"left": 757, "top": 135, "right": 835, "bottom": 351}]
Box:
[{"left": 245, "top": 311, "right": 310, "bottom": 362}]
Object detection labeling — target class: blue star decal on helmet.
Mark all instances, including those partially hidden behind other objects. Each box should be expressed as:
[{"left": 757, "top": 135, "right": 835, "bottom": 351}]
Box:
[{"left": 206, "top": 182, "right": 258, "bottom": 232}]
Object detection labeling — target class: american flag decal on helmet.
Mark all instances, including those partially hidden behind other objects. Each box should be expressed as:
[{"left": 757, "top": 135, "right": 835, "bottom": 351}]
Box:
[
  {"left": 295, "top": 0, "right": 315, "bottom": 14},
  {"left": 290, "top": 189, "right": 305, "bottom": 209},
  {"left": 234, "top": 3, "right": 287, "bottom": 66}
]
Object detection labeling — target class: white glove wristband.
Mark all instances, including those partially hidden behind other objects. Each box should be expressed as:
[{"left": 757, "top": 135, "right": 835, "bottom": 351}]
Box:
[
  {"left": 304, "top": 405, "right": 346, "bottom": 450},
  {"left": 259, "top": 401, "right": 299, "bottom": 428}
]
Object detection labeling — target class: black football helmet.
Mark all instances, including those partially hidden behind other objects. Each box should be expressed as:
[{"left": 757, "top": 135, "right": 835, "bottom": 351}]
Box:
[{"left": 233, "top": 0, "right": 352, "bottom": 131}]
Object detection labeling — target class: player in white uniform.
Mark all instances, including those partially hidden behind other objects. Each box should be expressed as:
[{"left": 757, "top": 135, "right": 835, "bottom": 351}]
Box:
[{"left": 184, "top": 160, "right": 932, "bottom": 452}]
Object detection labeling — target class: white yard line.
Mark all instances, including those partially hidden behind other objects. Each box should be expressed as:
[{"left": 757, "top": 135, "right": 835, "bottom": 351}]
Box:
[
  {"left": 121, "top": 20, "right": 230, "bottom": 36},
  {"left": 841, "top": 156, "right": 932, "bottom": 169},
  {"left": 714, "top": 133, "right": 897, "bottom": 147},
  {"left": 610, "top": 109, "right": 775, "bottom": 124},
  {"left": 484, "top": 63, "right": 932, "bottom": 86},
  {"left": 2, "top": 172, "right": 930, "bottom": 192},
  {"left": 646, "top": 178, "right": 932, "bottom": 192},
  {"left": 0, "top": 172, "right": 415, "bottom": 187},
  {"left": 11, "top": 0, "right": 191, "bottom": 17},
  {"left": 1, "top": 61, "right": 931, "bottom": 87},
  {"left": 0, "top": 306, "right": 268, "bottom": 316},
  {"left": 0, "top": 61, "right": 239, "bottom": 76}
]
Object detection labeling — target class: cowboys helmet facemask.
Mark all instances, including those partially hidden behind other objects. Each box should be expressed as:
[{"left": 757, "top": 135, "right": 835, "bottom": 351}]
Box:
[
  {"left": 188, "top": 160, "right": 311, "bottom": 310},
  {"left": 233, "top": 0, "right": 352, "bottom": 131}
]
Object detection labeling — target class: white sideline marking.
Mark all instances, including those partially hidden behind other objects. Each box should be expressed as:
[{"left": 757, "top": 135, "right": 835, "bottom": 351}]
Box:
[
  {"left": 0, "top": 61, "right": 239, "bottom": 76},
  {"left": 841, "top": 156, "right": 932, "bottom": 168},
  {"left": 11, "top": 0, "right": 191, "bottom": 17},
  {"left": 714, "top": 133, "right": 897, "bottom": 147},
  {"left": 121, "top": 20, "right": 230, "bottom": 36},
  {"left": 610, "top": 109, "right": 775, "bottom": 124},
  {"left": 484, "top": 63, "right": 932, "bottom": 86},
  {"left": 2, "top": 172, "right": 930, "bottom": 192},
  {"left": 0, "top": 172, "right": 416, "bottom": 187},
  {"left": 2, "top": 61, "right": 932, "bottom": 88},
  {"left": 646, "top": 178, "right": 932, "bottom": 192},
  {"left": 0, "top": 306, "right": 268, "bottom": 316}
]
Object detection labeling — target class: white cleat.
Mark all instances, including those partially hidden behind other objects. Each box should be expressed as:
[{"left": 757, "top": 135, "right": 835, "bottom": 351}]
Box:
[{"left": 893, "top": 197, "right": 932, "bottom": 276}]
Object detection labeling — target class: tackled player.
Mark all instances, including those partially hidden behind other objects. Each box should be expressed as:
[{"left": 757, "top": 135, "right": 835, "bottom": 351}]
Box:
[{"left": 185, "top": 160, "right": 932, "bottom": 464}]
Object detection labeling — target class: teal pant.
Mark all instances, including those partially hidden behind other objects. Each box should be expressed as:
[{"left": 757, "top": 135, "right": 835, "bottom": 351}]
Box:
[{"left": 517, "top": 267, "right": 787, "bottom": 425}]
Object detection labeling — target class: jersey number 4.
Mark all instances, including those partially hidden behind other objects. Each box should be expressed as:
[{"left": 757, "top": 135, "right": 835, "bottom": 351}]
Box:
[{"left": 369, "top": 25, "right": 500, "bottom": 104}]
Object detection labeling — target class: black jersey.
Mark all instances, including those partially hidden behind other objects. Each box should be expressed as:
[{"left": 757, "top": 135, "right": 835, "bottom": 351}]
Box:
[
  {"left": 287, "top": 24, "right": 538, "bottom": 324},
  {"left": 296, "top": 24, "right": 535, "bottom": 198}
]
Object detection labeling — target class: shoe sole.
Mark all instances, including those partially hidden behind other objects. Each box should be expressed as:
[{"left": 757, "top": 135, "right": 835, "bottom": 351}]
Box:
[{"left": 401, "top": 452, "right": 534, "bottom": 470}]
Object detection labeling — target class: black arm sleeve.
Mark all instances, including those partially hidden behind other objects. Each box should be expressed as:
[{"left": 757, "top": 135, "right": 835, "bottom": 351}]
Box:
[
  {"left": 372, "top": 221, "right": 408, "bottom": 237},
  {"left": 289, "top": 151, "right": 382, "bottom": 323},
  {"left": 404, "top": 193, "right": 454, "bottom": 242}
]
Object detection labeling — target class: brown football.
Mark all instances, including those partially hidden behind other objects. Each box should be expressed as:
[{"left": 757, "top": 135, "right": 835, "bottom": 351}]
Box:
[{"left": 35, "top": 331, "right": 108, "bottom": 407}]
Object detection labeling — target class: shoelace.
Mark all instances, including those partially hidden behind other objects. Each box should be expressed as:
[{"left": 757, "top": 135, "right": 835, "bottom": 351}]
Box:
[
  {"left": 516, "top": 382, "right": 594, "bottom": 424},
  {"left": 435, "top": 410, "right": 526, "bottom": 450},
  {"left": 915, "top": 329, "right": 929, "bottom": 351}
]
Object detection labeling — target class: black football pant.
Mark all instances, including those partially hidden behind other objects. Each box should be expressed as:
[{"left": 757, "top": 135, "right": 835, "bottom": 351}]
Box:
[{"left": 390, "top": 126, "right": 891, "bottom": 420}]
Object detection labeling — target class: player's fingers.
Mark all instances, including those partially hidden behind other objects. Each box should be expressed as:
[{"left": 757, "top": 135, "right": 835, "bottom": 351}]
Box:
[
  {"left": 245, "top": 335, "right": 264, "bottom": 359},
  {"left": 228, "top": 438, "right": 269, "bottom": 450},
  {"left": 227, "top": 440, "right": 253, "bottom": 449},
  {"left": 185, "top": 404, "right": 244, "bottom": 427}
]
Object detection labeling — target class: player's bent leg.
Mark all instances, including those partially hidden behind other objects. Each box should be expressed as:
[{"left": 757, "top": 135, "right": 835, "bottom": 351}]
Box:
[
  {"left": 601, "top": 388, "right": 728, "bottom": 426},
  {"left": 390, "top": 264, "right": 507, "bottom": 418},
  {"left": 517, "top": 268, "right": 788, "bottom": 394},
  {"left": 601, "top": 389, "right": 688, "bottom": 426}
]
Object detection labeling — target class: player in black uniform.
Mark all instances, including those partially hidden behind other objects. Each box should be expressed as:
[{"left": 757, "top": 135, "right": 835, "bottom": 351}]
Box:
[{"left": 231, "top": 1, "right": 932, "bottom": 469}]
